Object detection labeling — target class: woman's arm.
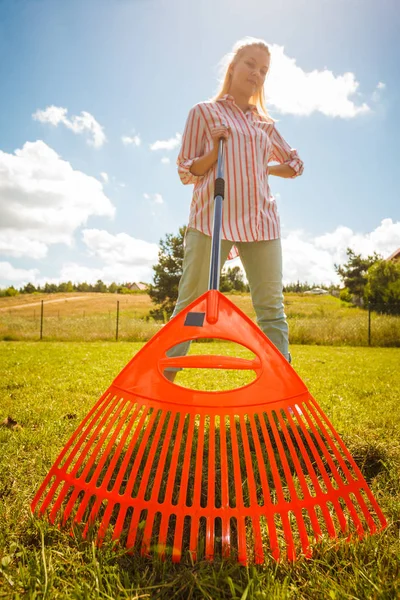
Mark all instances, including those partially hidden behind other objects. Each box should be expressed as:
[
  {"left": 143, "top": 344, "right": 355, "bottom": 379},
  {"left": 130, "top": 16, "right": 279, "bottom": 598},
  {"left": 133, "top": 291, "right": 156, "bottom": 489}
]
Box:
[
  {"left": 268, "top": 124, "right": 304, "bottom": 179},
  {"left": 189, "top": 147, "right": 218, "bottom": 176},
  {"left": 267, "top": 164, "right": 297, "bottom": 178},
  {"left": 189, "top": 124, "right": 231, "bottom": 176},
  {"left": 177, "top": 105, "right": 207, "bottom": 185}
]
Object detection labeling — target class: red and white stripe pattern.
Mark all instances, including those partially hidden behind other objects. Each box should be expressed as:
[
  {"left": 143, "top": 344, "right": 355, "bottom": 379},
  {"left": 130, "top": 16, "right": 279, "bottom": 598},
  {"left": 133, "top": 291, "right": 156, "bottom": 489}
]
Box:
[{"left": 177, "top": 94, "right": 304, "bottom": 259}]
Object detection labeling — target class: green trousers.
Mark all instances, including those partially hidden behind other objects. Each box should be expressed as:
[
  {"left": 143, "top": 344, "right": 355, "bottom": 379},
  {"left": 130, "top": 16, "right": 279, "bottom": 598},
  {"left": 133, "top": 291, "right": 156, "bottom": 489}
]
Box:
[{"left": 166, "top": 228, "right": 290, "bottom": 367}]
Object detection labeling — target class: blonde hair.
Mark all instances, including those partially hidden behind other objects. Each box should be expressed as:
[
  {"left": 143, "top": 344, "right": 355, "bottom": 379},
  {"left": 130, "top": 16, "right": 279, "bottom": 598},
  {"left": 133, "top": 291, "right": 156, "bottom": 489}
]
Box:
[{"left": 211, "top": 37, "right": 275, "bottom": 122}]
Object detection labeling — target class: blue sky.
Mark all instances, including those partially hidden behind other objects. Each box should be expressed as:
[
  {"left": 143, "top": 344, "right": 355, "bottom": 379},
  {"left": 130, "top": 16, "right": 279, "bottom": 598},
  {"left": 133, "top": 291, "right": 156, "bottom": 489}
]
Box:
[{"left": 0, "top": 0, "right": 399, "bottom": 287}]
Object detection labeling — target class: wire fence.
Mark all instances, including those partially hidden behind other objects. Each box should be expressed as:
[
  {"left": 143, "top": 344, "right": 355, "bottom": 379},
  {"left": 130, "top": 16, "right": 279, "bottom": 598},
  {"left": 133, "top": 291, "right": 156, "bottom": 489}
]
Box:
[{"left": 1, "top": 299, "right": 399, "bottom": 346}]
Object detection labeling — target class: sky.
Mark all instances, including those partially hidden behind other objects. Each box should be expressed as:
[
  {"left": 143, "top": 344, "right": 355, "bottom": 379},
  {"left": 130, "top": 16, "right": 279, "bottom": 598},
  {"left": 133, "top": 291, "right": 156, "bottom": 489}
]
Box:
[{"left": 0, "top": 0, "right": 399, "bottom": 288}]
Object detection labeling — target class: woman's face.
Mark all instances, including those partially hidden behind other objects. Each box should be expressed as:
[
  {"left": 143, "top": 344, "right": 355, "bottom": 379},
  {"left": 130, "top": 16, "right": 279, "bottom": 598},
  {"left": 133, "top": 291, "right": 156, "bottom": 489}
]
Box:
[{"left": 230, "top": 47, "right": 270, "bottom": 95}]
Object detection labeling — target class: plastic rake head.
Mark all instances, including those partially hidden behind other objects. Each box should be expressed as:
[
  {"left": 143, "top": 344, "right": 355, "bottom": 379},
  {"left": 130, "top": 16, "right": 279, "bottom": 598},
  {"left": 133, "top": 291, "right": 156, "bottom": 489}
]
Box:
[{"left": 31, "top": 291, "right": 387, "bottom": 563}]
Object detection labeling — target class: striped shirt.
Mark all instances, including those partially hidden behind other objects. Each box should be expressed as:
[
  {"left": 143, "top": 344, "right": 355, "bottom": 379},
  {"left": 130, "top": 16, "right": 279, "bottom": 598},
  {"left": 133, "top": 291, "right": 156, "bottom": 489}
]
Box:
[{"left": 177, "top": 93, "right": 304, "bottom": 259}]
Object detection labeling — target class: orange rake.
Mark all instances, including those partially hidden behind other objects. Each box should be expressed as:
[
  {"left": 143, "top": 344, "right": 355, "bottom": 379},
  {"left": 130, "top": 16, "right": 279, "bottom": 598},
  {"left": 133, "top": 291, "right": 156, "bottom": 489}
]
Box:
[{"left": 31, "top": 138, "right": 387, "bottom": 563}]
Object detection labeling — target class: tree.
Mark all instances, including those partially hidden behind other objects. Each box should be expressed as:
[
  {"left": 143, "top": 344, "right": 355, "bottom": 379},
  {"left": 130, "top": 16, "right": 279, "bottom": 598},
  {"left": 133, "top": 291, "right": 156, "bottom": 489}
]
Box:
[
  {"left": 219, "top": 272, "right": 233, "bottom": 293},
  {"left": 365, "top": 259, "right": 400, "bottom": 315},
  {"left": 58, "top": 281, "right": 74, "bottom": 293},
  {"left": 148, "top": 226, "right": 186, "bottom": 320},
  {"left": 335, "top": 248, "right": 380, "bottom": 306},
  {"left": 220, "top": 266, "right": 247, "bottom": 292},
  {"left": 20, "top": 282, "right": 37, "bottom": 294},
  {"left": 149, "top": 225, "right": 186, "bottom": 320},
  {"left": 94, "top": 279, "right": 107, "bottom": 293},
  {"left": 77, "top": 282, "right": 90, "bottom": 292},
  {"left": 4, "top": 286, "right": 18, "bottom": 297},
  {"left": 43, "top": 282, "right": 58, "bottom": 294}
]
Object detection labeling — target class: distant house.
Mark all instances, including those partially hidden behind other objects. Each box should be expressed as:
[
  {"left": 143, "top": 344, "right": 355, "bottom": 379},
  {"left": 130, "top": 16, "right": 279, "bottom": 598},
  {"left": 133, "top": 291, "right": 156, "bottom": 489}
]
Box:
[
  {"left": 128, "top": 282, "right": 149, "bottom": 291},
  {"left": 387, "top": 248, "right": 400, "bottom": 262},
  {"left": 303, "top": 288, "right": 329, "bottom": 295}
]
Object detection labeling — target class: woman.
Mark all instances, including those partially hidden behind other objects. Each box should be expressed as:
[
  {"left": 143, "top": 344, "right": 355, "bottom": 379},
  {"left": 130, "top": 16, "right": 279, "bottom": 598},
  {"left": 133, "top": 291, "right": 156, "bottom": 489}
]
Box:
[{"left": 165, "top": 37, "right": 304, "bottom": 380}]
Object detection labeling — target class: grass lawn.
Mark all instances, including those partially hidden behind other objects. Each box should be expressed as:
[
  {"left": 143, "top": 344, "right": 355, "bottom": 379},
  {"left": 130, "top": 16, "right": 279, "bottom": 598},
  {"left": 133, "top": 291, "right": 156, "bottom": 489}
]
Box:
[{"left": 0, "top": 342, "right": 399, "bottom": 599}]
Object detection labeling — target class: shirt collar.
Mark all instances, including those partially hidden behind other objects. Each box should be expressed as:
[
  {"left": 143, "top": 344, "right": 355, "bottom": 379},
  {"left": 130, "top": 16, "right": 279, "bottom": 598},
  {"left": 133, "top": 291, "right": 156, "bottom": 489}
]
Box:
[{"left": 217, "top": 94, "right": 260, "bottom": 115}]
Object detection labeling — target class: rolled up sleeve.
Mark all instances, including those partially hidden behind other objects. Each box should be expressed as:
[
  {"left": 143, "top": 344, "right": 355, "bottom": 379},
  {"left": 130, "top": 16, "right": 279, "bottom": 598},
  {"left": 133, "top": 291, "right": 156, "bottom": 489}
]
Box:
[
  {"left": 177, "top": 105, "right": 206, "bottom": 185},
  {"left": 269, "top": 124, "right": 304, "bottom": 178}
]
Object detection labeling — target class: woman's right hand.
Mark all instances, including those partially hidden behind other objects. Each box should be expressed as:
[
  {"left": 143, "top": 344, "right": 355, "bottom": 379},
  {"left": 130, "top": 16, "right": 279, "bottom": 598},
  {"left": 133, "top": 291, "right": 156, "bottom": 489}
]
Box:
[{"left": 211, "top": 124, "right": 231, "bottom": 151}]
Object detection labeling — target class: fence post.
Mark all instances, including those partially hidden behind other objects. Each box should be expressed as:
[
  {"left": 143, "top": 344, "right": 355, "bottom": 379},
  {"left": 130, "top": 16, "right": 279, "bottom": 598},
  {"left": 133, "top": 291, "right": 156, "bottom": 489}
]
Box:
[
  {"left": 116, "top": 300, "right": 120, "bottom": 341},
  {"left": 40, "top": 300, "right": 44, "bottom": 340},
  {"left": 368, "top": 303, "right": 371, "bottom": 346}
]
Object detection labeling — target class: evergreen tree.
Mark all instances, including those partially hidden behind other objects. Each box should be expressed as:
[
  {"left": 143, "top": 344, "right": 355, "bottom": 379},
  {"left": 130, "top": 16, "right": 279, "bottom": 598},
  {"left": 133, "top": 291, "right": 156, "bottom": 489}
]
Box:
[
  {"left": 77, "top": 282, "right": 90, "bottom": 292},
  {"left": 43, "top": 282, "right": 58, "bottom": 293},
  {"left": 365, "top": 259, "right": 400, "bottom": 315},
  {"left": 335, "top": 248, "right": 380, "bottom": 306},
  {"left": 57, "top": 281, "right": 74, "bottom": 293},
  {"left": 148, "top": 226, "right": 186, "bottom": 320},
  {"left": 219, "top": 271, "right": 233, "bottom": 293},
  {"left": 223, "top": 266, "right": 247, "bottom": 292},
  {"left": 20, "top": 282, "right": 37, "bottom": 294},
  {"left": 94, "top": 279, "right": 107, "bottom": 293}
]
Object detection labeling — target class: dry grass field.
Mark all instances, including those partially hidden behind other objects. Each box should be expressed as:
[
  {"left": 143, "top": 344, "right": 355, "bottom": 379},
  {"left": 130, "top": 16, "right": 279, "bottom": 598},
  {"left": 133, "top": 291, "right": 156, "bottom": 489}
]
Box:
[{"left": 0, "top": 292, "right": 399, "bottom": 346}]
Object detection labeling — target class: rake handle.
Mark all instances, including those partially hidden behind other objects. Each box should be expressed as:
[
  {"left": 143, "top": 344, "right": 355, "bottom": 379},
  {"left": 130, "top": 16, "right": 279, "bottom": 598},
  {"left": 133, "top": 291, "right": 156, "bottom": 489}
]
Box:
[{"left": 209, "top": 134, "right": 226, "bottom": 291}]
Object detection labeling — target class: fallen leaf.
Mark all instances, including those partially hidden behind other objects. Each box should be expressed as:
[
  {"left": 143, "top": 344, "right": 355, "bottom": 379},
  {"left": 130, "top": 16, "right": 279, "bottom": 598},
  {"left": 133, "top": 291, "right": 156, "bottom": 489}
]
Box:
[{"left": 1, "top": 416, "right": 22, "bottom": 430}]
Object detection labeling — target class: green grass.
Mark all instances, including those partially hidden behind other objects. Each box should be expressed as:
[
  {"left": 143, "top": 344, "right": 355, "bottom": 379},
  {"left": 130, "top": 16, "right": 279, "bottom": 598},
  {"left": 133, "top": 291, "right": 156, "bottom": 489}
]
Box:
[{"left": 0, "top": 342, "right": 399, "bottom": 599}]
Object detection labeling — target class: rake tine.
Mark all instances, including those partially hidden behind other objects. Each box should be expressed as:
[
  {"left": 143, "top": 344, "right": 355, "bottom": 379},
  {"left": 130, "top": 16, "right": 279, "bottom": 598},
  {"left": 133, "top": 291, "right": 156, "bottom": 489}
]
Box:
[
  {"left": 162, "top": 413, "right": 185, "bottom": 505},
  {"left": 353, "top": 489, "right": 378, "bottom": 534},
  {"left": 172, "top": 515, "right": 184, "bottom": 563},
  {"left": 97, "top": 501, "right": 117, "bottom": 546},
  {"left": 192, "top": 414, "right": 206, "bottom": 509},
  {"left": 112, "top": 505, "right": 127, "bottom": 543},
  {"left": 135, "top": 410, "right": 170, "bottom": 501},
  {"left": 205, "top": 517, "right": 214, "bottom": 560},
  {"left": 221, "top": 516, "right": 231, "bottom": 559},
  {"left": 177, "top": 414, "right": 195, "bottom": 507},
  {"left": 108, "top": 405, "right": 148, "bottom": 495},
  {"left": 122, "top": 409, "right": 159, "bottom": 499},
  {"left": 96, "top": 403, "right": 142, "bottom": 493},
  {"left": 189, "top": 517, "right": 198, "bottom": 561},
  {"left": 248, "top": 414, "right": 279, "bottom": 559}
]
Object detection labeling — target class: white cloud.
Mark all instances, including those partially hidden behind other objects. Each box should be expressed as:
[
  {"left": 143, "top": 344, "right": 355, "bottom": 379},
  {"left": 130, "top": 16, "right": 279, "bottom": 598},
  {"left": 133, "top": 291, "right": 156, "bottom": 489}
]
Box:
[
  {"left": 56, "top": 262, "right": 153, "bottom": 285},
  {"left": 0, "top": 261, "right": 40, "bottom": 285},
  {"left": 226, "top": 219, "right": 399, "bottom": 286},
  {"left": 0, "top": 232, "right": 48, "bottom": 259},
  {"left": 150, "top": 133, "right": 181, "bottom": 151},
  {"left": 281, "top": 232, "right": 342, "bottom": 285},
  {"left": 60, "top": 229, "right": 159, "bottom": 284},
  {"left": 82, "top": 229, "right": 159, "bottom": 267},
  {"left": 266, "top": 44, "right": 371, "bottom": 118},
  {"left": 33, "top": 106, "right": 106, "bottom": 148},
  {"left": 372, "top": 81, "right": 386, "bottom": 103},
  {"left": 121, "top": 134, "right": 141, "bottom": 146},
  {"left": 100, "top": 172, "right": 109, "bottom": 183},
  {"left": 281, "top": 219, "right": 400, "bottom": 285},
  {"left": 161, "top": 157, "right": 171, "bottom": 164},
  {"left": 153, "top": 193, "right": 164, "bottom": 205},
  {"left": 143, "top": 192, "right": 164, "bottom": 205},
  {"left": 0, "top": 141, "right": 115, "bottom": 258},
  {"left": 57, "top": 264, "right": 106, "bottom": 284},
  {"left": 314, "top": 218, "right": 400, "bottom": 264}
]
